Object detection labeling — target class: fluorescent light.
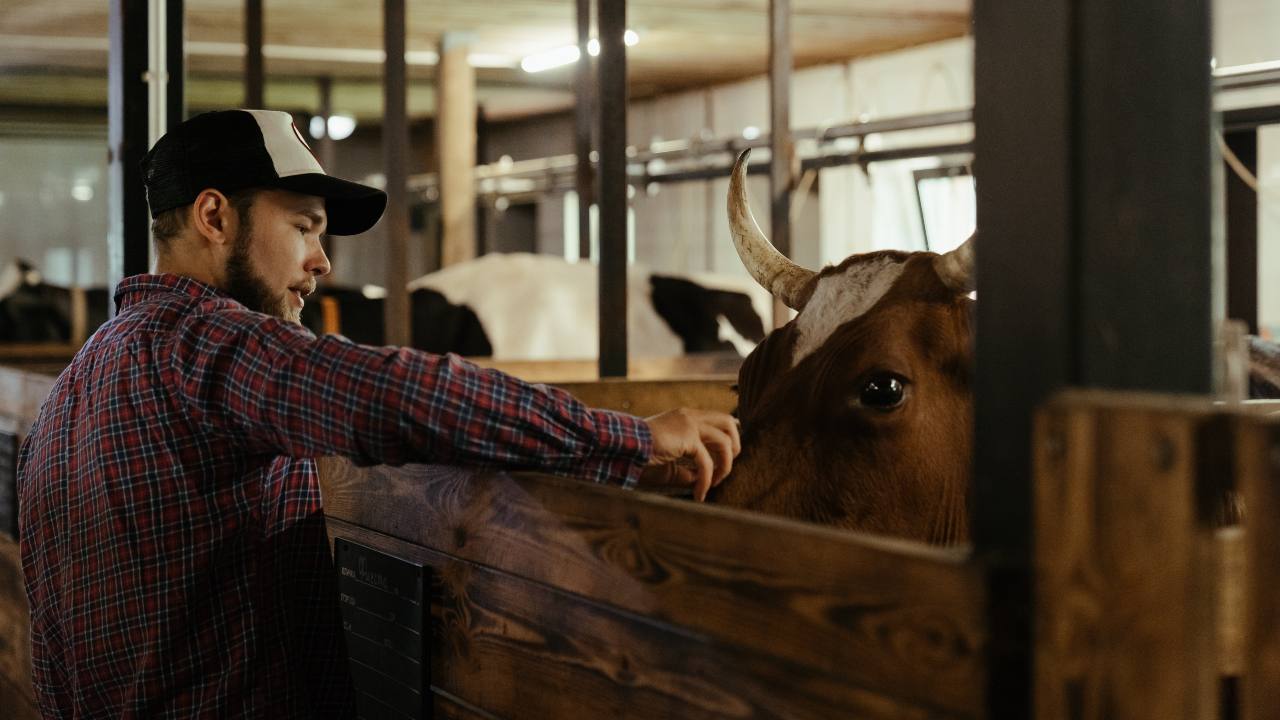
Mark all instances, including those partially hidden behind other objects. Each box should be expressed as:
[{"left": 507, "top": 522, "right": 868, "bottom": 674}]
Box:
[
  {"left": 71, "top": 182, "right": 94, "bottom": 202},
  {"left": 327, "top": 115, "right": 357, "bottom": 141},
  {"left": 587, "top": 39, "right": 600, "bottom": 57},
  {"left": 308, "top": 116, "right": 326, "bottom": 140},
  {"left": 624, "top": 30, "right": 639, "bottom": 47},
  {"left": 521, "top": 45, "right": 580, "bottom": 73},
  {"left": 742, "top": 126, "right": 761, "bottom": 140}
]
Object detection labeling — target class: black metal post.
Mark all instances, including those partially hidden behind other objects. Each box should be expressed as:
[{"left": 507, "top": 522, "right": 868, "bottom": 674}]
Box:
[
  {"left": 166, "top": 0, "right": 184, "bottom": 126},
  {"left": 973, "top": 0, "right": 1216, "bottom": 716},
  {"left": 596, "top": 0, "right": 628, "bottom": 378},
  {"left": 1224, "top": 129, "right": 1258, "bottom": 333},
  {"left": 575, "top": 0, "right": 594, "bottom": 263},
  {"left": 245, "top": 0, "right": 264, "bottom": 107},
  {"left": 107, "top": 0, "right": 153, "bottom": 312},
  {"left": 768, "top": 0, "right": 793, "bottom": 330},
  {"left": 382, "top": 0, "right": 410, "bottom": 347},
  {"left": 317, "top": 76, "right": 336, "bottom": 171}
]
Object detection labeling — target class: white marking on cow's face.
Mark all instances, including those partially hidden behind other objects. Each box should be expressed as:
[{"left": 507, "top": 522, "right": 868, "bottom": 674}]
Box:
[{"left": 791, "top": 255, "right": 906, "bottom": 367}]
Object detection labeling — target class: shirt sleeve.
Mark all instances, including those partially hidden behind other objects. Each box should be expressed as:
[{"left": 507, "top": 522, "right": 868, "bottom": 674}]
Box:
[{"left": 161, "top": 302, "right": 651, "bottom": 487}]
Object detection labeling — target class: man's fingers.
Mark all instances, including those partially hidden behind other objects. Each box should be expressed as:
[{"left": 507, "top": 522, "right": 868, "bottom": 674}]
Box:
[
  {"left": 698, "top": 410, "right": 741, "bottom": 457},
  {"left": 692, "top": 443, "right": 714, "bottom": 501},
  {"left": 700, "top": 425, "right": 735, "bottom": 486}
]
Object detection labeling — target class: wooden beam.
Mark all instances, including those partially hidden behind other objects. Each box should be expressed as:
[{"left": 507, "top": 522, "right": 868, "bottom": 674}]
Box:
[
  {"left": 596, "top": 0, "right": 628, "bottom": 378},
  {"left": 107, "top": 0, "right": 153, "bottom": 313},
  {"left": 768, "top": 0, "right": 793, "bottom": 330},
  {"left": 973, "top": 0, "right": 1217, "bottom": 715},
  {"left": 1241, "top": 416, "right": 1280, "bottom": 720},
  {"left": 381, "top": 0, "right": 410, "bottom": 347},
  {"left": 438, "top": 33, "right": 478, "bottom": 268},
  {"left": 244, "top": 0, "right": 263, "bottom": 107}
]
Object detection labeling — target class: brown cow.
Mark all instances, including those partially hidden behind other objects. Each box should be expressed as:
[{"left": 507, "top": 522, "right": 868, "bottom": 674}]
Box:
[{"left": 708, "top": 149, "right": 976, "bottom": 545}]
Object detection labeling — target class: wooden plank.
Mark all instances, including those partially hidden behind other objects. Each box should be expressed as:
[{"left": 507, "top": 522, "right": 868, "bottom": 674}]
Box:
[
  {"left": 433, "top": 691, "right": 502, "bottom": 720},
  {"left": 1034, "top": 392, "right": 1220, "bottom": 720},
  {"left": 552, "top": 379, "right": 735, "bottom": 417},
  {"left": 1240, "top": 417, "right": 1280, "bottom": 720},
  {"left": 318, "top": 461, "right": 986, "bottom": 717},
  {"left": 468, "top": 356, "right": 741, "bottom": 383},
  {"left": 0, "top": 366, "right": 58, "bottom": 427},
  {"left": 330, "top": 518, "right": 975, "bottom": 720},
  {"left": 0, "top": 535, "right": 35, "bottom": 716}
]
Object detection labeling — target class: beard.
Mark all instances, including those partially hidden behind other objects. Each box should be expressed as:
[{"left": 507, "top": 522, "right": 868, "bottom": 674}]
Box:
[{"left": 223, "top": 219, "right": 300, "bottom": 323}]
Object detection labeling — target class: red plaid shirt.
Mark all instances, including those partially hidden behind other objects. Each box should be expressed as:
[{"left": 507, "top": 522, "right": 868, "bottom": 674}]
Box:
[{"left": 18, "top": 273, "right": 651, "bottom": 718}]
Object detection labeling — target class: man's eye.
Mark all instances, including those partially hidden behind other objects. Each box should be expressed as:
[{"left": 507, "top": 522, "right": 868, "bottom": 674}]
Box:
[{"left": 296, "top": 226, "right": 309, "bottom": 234}]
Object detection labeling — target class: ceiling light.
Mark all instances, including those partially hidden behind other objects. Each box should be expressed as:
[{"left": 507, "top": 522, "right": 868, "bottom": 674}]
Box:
[
  {"left": 308, "top": 116, "right": 326, "bottom": 140},
  {"left": 327, "top": 115, "right": 357, "bottom": 141},
  {"left": 624, "top": 30, "right": 639, "bottom": 47},
  {"left": 587, "top": 38, "right": 600, "bottom": 57},
  {"left": 521, "top": 45, "right": 580, "bottom": 73}
]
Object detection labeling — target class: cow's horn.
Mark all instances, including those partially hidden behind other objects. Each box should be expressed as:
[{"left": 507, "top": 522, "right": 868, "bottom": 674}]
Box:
[
  {"left": 933, "top": 234, "right": 975, "bottom": 293},
  {"left": 727, "top": 149, "right": 816, "bottom": 311}
]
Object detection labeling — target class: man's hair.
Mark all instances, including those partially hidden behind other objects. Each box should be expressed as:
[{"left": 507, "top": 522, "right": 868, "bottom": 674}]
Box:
[{"left": 151, "top": 188, "right": 259, "bottom": 250}]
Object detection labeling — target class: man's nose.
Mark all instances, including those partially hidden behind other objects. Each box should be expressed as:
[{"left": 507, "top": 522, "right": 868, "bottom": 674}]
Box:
[{"left": 307, "top": 236, "right": 331, "bottom": 278}]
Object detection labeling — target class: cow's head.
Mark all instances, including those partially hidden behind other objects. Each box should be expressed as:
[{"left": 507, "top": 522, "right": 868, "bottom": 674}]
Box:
[{"left": 709, "top": 150, "right": 974, "bottom": 545}]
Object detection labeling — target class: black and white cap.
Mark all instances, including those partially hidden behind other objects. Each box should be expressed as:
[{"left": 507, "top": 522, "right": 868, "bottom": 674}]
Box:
[{"left": 141, "top": 109, "right": 387, "bottom": 236}]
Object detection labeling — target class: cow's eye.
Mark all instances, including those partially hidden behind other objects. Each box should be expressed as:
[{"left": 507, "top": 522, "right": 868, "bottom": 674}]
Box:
[{"left": 858, "top": 374, "right": 907, "bottom": 410}]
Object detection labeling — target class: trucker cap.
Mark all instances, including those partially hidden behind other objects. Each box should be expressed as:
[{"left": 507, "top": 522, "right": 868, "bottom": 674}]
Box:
[{"left": 140, "top": 109, "right": 387, "bottom": 236}]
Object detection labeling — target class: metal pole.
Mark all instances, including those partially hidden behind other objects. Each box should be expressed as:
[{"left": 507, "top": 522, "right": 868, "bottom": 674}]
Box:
[
  {"left": 574, "top": 0, "right": 594, "bottom": 263},
  {"left": 108, "top": 0, "right": 155, "bottom": 313},
  {"left": 166, "top": 0, "right": 184, "bottom": 126},
  {"left": 1225, "top": 129, "right": 1258, "bottom": 333},
  {"left": 317, "top": 76, "right": 336, "bottom": 171},
  {"left": 596, "top": 0, "right": 627, "bottom": 378},
  {"left": 973, "top": 0, "right": 1216, "bottom": 715},
  {"left": 767, "top": 0, "right": 792, "bottom": 330},
  {"left": 245, "top": 0, "right": 264, "bottom": 107},
  {"left": 382, "top": 0, "right": 409, "bottom": 347}
]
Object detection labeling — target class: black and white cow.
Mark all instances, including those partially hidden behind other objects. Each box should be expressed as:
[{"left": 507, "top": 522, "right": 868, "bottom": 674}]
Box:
[
  {"left": 0, "top": 259, "right": 109, "bottom": 343},
  {"left": 301, "top": 252, "right": 771, "bottom": 359}
]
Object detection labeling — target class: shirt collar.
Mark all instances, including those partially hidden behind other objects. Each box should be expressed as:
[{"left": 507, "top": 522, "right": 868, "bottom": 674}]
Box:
[{"left": 114, "top": 273, "right": 231, "bottom": 310}]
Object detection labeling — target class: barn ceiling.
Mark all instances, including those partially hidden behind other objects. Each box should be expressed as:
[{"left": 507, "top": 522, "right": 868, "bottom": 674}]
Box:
[{"left": 0, "top": 0, "right": 969, "bottom": 121}]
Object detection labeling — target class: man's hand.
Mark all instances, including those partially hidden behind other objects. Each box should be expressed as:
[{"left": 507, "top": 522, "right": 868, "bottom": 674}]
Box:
[{"left": 640, "top": 408, "right": 741, "bottom": 502}]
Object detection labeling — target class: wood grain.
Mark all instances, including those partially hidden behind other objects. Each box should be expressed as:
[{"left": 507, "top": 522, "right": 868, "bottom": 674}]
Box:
[
  {"left": 0, "top": 535, "right": 36, "bottom": 717},
  {"left": 469, "top": 356, "right": 742, "bottom": 382},
  {"left": 1240, "top": 417, "right": 1280, "bottom": 720},
  {"left": 318, "top": 460, "right": 986, "bottom": 717},
  {"left": 330, "top": 518, "right": 973, "bottom": 720},
  {"left": 1033, "top": 392, "right": 1220, "bottom": 720}
]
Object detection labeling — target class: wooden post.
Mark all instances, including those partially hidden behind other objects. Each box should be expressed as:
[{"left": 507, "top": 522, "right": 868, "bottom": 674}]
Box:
[
  {"left": 244, "top": 0, "right": 263, "bottom": 107},
  {"left": 381, "top": 0, "right": 410, "bottom": 347},
  {"left": 973, "top": 0, "right": 1217, "bottom": 715},
  {"left": 595, "top": 0, "right": 627, "bottom": 378},
  {"left": 437, "top": 33, "right": 477, "bottom": 268},
  {"left": 1034, "top": 394, "right": 1220, "bottom": 720},
  {"left": 767, "top": 0, "right": 793, "bottom": 331}
]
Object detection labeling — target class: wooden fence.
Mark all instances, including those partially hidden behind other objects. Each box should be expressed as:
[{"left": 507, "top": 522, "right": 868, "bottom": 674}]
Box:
[{"left": 3, "top": 365, "right": 1279, "bottom": 718}]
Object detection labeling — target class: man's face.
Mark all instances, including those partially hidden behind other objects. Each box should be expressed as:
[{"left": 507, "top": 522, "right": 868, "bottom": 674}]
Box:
[{"left": 223, "top": 189, "right": 330, "bottom": 324}]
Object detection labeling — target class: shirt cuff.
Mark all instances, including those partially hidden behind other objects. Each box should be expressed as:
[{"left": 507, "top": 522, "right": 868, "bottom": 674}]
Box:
[{"left": 578, "top": 408, "right": 652, "bottom": 488}]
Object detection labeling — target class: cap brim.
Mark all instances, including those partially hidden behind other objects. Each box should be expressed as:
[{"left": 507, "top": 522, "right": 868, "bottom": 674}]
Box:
[{"left": 273, "top": 173, "right": 388, "bottom": 236}]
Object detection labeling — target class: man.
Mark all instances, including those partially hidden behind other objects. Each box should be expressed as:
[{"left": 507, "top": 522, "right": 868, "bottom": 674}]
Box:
[{"left": 17, "top": 109, "right": 740, "bottom": 717}]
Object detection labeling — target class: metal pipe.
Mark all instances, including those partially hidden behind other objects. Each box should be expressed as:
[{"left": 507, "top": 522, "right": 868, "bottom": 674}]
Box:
[
  {"left": 107, "top": 0, "right": 153, "bottom": 315},
  {"left": 768, "top": 0, "right": 793, "bottom": 329},
  {"left": 574, "top": 0, "right": 594, "bottom": 262}
]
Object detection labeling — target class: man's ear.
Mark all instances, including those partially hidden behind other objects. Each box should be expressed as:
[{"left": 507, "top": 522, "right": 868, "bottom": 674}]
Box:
[{"left": 190, "top": 189, "right": 237, "bottom": 249}]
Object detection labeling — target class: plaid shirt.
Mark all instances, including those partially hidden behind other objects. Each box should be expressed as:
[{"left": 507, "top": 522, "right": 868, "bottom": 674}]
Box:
[{"left": 18, "top": 273, "right": 651, "bottom": 718}]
